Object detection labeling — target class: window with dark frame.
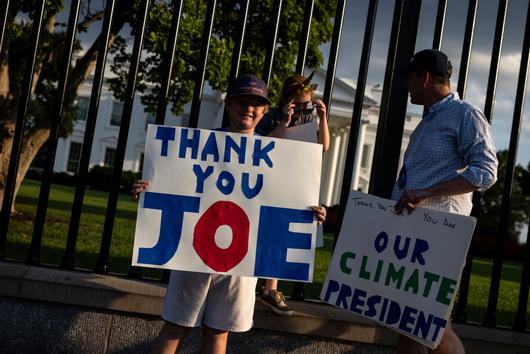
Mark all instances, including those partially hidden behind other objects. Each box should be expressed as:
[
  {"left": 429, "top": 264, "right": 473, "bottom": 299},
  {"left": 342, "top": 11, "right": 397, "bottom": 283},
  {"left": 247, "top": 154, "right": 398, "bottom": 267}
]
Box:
[
  {"left": 66, "top": 142, "right": 82, "bottom": 173},
  {"left": 360, "top": 144, "right": 370, "bottom": 168},
  {"left": 110, "top": 101, "right": 124, "bottom": 126},
  {"left": 76, "top": 97, "right": 89, "bottom": 121},
  {"left": 104, "top": 147, "right": 117, "bottom": 168}
]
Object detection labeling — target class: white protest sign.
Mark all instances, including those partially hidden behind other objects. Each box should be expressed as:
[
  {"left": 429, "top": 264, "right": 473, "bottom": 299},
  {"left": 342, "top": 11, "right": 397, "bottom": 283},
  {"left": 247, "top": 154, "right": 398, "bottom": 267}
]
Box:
[
  {"left": 277, "top": 120, "right": 318, "bottom": 143},
  {"left": 132, "top": 125, "right": 322, "bottom": 282},
  {"left": 320, "top": 190, "right": 476, "bottom": 349}
]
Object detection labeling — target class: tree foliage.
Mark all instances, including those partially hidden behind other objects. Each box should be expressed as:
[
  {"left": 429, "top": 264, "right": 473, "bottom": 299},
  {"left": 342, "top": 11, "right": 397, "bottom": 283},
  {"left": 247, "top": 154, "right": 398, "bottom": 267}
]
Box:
[
  {"left": 476, "top": 150, "right": 530, "bottom": 241},
  {"left": 0, "top": 0, "right": 335, "bottom": 211},
  {"left": 109, "top": 0, "right": 335, "bottom": 116}
]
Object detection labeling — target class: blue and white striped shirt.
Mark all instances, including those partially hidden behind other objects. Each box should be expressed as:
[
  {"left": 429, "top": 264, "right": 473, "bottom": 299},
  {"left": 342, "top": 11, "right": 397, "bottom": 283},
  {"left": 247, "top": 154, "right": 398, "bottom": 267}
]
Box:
[{"left": 391, "top": 92, "right": 498, "bottom": 215}]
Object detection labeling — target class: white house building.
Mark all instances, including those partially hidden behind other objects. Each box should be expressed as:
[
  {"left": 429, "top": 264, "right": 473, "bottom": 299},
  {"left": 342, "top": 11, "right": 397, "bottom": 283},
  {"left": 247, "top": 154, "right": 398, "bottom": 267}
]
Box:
[{"left": 54, "top": 69, "right": 421, "bottom": 206}]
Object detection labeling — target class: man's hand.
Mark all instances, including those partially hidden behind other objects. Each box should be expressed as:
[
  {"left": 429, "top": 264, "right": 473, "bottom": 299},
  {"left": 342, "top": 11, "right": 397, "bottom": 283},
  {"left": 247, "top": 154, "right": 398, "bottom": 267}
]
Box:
[{"left": 394, "top": 189, "right": 430, "bottom": 215}]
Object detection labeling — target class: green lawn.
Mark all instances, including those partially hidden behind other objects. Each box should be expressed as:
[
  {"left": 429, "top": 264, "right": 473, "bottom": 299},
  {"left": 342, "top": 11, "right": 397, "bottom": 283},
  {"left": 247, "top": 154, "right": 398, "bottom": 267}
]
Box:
[{"left": 5, "top": 179, "right": 529, "bottom": 328}]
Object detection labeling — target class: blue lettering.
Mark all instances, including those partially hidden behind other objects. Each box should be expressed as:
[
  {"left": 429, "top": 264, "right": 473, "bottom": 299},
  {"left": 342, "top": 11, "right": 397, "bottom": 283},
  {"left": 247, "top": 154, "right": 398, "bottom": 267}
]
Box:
[
  {"left": 252, "top": 139, "right": 275, "bottom": 167},
  {"left": 364, "top": 295, "right": 381, "bottom": 318},
  {"left": 323, "top": 279, "right": 340, "bottom": 302},
  {"left": 336, "top": 283, "right": 352, "bottom": 309},
  {"left": 374, "top": 231, "right": 388, "bottom": 253},
  {"left": 413, "top": 312, "right": 433, "bottom": 339},
  {"left": 431, "top": 317, "right": 447, "bottom": 342},
  {"left": 398, "top": 306, "right": 417, "bottom": 334},
  {"left": 411, "top": 238, "right": 429, "bottom": 265},
  {"left": 385, "top": 300, "right": 401, "bottom": 325},
  {"left": 241, "top": 173, "right": 263, "bottom": 199},
  {"left": 224, "top": 135, "right": 247, "bottom": 163},
  {"left": 349, "top": 288, "right": 367, "bottom": 314},
  {"left": 394, "top": 235, "right": 410, "bottom": 260},
  {"left": 216, "top": 171, "right": 235, "bottom": 195},
  {"left": 155, "top": 126, "right": 176, "bottom": 157},
  {"left": 254, "top": 206, "right": 313, "bottom": 280},
  {"left": 192, "top": 165, "right": 214, "bottom": 193},
  {"left": 201, "top": 132, "right": 220, "bottom": 162},
  {"left": 137, "top": 192, "right": 200, "bottom": 265},
  {"left": 179, "top": 128, "right": 200, "bottom": 159}
]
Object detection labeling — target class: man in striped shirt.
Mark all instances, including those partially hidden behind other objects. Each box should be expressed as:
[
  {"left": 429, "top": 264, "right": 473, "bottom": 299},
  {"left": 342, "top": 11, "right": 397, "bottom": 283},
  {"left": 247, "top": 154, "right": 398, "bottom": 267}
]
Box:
[{"left": 393, "top": 49, "right": 498, "bottom": 354}]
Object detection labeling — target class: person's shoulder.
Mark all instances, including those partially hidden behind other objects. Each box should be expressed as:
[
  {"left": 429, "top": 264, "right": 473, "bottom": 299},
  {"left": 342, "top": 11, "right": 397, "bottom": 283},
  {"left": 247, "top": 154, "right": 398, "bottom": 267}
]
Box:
[{"left": 448, "top": 96, "right": 485, "bottom": 119}]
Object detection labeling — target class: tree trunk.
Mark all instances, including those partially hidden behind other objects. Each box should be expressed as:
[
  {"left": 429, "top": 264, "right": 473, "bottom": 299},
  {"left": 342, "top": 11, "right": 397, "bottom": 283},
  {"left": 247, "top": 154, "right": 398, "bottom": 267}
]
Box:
[
  {"left": 0, "top": 121, "right": 15, "bottom": 212},
  {"left": 0, "top": 5, "right": 128, "bottom": 214}
]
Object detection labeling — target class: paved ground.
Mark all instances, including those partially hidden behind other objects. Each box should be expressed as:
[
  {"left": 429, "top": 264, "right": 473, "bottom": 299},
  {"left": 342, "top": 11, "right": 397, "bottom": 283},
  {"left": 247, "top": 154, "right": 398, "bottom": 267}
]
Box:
[{"left": 1, "top": 297, "right": 394, "bottom": 354}]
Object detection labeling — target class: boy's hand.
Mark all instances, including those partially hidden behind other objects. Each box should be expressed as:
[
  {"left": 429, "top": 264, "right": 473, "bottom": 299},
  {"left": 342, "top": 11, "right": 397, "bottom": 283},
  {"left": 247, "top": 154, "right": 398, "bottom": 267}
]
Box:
[
  {"left": 131, "top": 180, "right": 149, "bottom": 200},
  {"left": 311, "top": 205, "right": 327, "bottom": 225}
]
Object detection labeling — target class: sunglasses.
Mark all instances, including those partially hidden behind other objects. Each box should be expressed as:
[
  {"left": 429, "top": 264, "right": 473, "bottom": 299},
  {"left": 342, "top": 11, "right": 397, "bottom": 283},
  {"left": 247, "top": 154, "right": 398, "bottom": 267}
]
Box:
[{"left": 293, "top": 101, "right": 316, "bottom": 115}]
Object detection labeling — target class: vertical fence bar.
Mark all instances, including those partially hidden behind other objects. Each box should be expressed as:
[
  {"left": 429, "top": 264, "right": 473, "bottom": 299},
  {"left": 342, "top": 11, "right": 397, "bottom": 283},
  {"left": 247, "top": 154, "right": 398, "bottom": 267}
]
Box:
[
  {"left": 368, "top": 0, "right": 422, "bottom": 198},
  {"left": 95, "top": 0, "right": 150, "bottom": 274},
  {"left": 155, "top": 0, "right": 184, "bottom": 125},
  {"left": 334, "top": 0, "right": 378, "bottom": 249},
  {"left": 0, "top": 0, "right": 46, "bottom": 258},
  {"left": 484, "top": 0, "right": 510, "bottom": 326},
  {"left": 483, "top": 0, "right": 508, "bottom": 122},
  {"left": 512, "top": 0, "right": 530, "bottom": 332},
  {"left": 295, "top": 0, "right": 314, "bottom": 74},
  {"left": 221, "top": 0, "right": 250, "bottom": 128},
  {"left": 262, "top": 0, "right": 282, "bottom": 84},
  {"left": 290, "top": 0, "right": 314, "bottom": 300},
  {"left": 432, "top": 0, "right": 446, "bottom": 50},
  {"left": 452, "top": 0, "right": 479, "bottom": 323},
  {"left": 187, "top": 0, "right": 217, "bottom": 128},
  {"left": 26, "top": 0, "right": 82, "bottom": 264},
  {"left": 150, "top": 0, "right": 184, "bottom": 283},
  {"left": 322, "top": 0, "right": 347, "bottom": 113},
  {"left": 0, "top": 0, "right": 10, "bottom": 53},
  {"left": 61, "top": 0, "right": 116, "bottom": 269},
  {"left": 456, "top": 0, "right": 478, "bottom": 100}
]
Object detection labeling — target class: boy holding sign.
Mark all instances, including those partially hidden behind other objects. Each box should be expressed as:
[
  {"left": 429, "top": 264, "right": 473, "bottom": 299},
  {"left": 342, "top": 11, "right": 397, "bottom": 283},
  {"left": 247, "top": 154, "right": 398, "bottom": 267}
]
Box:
[{"left": 132, "top": 75, "right": 325, "bottom": 354}]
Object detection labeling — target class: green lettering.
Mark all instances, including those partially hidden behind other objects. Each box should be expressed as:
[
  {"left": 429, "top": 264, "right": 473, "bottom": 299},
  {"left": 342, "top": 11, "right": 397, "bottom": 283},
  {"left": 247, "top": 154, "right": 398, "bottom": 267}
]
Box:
[
  {"left": 423, "top": 271, "right": 440, "bottom": 298},
  {"left": 359, "top": 255, "right": 371, "bottom": 280},
  {"left": 385, "top": 262, "right": 405, "bottom": 289},
  {"left": 340, "top": 252, "right": 356, "bottom": 275},
  {"left": 436, "top": 277, "right": 457, "bottom": 305},
  {"left": 374, "top": 259, "right": 384, "bottom": 282},
  {"left": 404, "top": 269, "right": 419, "bottom": 294}
]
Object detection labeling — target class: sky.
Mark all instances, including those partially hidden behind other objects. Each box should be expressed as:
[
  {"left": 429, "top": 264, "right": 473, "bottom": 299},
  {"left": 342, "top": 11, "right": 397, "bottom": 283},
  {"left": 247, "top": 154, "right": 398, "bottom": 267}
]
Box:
[
  {"left": 326, "top": 0, "right": 530, "bottom": 166},
  {"left": 62, "top": 0, "right": 530, "bottom": 167}
]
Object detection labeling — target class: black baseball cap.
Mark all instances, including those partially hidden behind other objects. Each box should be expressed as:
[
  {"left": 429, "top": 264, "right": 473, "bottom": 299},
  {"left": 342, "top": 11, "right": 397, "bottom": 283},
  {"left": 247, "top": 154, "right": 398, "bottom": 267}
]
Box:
[
  {"left": 226, "top": 74, "right": 272, "bottom": 105},
  {"left": 407, "top": 49, "right": 453, "bottom": 78}
]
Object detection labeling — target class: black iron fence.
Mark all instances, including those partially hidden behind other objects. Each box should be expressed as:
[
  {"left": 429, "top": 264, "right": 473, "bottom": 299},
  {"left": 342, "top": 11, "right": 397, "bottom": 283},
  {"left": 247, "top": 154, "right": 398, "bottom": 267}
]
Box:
[{"left": 0, "top": 0, "right": 529, "bottom": 333}]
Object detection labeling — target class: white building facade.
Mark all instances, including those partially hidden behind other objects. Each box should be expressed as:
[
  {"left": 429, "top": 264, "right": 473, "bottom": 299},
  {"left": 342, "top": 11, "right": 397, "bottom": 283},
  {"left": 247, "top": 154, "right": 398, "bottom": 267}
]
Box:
[{"left": 54, "top": 70, "right": 420, "bottom": 206}]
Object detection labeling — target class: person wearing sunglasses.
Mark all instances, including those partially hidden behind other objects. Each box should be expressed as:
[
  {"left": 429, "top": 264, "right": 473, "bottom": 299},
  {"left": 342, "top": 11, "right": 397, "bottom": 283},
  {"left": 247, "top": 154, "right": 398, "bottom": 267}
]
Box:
[
  {"left": 255, "top": 72, "right": 330, "bottom": 316},
  {"left": 256, "top": 71, "right": 330, "bottom": 151}
]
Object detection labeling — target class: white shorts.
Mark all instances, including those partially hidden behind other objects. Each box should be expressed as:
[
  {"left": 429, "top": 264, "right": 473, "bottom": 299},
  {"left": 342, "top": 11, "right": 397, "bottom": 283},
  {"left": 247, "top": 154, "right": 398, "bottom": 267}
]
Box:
[{"left": 162, "top": 270, "right": 257, "bottom": 332}]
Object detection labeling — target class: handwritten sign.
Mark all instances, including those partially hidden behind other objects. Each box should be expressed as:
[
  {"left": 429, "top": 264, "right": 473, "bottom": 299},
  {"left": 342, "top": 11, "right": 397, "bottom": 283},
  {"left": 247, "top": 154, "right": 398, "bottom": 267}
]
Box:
[
  {"left": 132, "top": 125, "right": 322, "bottom": 282},
  {"left": 320, "top": 190, "right": 476, "bottom": 349}
]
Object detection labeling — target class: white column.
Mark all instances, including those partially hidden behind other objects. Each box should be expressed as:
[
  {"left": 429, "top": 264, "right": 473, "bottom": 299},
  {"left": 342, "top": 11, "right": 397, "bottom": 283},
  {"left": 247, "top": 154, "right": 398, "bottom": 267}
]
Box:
[
  {"left": 323, "top": 132, "right": 341, "bottom": 206},
  {"left": 332, "top": 128, "right": 349, "bottom": 205},
  {"left": 352, "top": 119, "right": 368, "bottom": 190}
]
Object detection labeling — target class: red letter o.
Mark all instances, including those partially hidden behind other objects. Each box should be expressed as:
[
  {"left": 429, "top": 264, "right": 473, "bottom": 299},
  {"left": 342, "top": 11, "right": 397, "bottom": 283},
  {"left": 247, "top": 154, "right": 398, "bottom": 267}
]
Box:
[{"left": 193, "top": 201, "right": 249, "bottom": 272}]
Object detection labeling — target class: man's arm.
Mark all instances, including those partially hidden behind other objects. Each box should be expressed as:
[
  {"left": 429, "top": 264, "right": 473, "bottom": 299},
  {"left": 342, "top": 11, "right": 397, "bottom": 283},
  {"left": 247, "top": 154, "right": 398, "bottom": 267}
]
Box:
[{"left": 394, "top": 176, "right": 478, "bottom": 214}]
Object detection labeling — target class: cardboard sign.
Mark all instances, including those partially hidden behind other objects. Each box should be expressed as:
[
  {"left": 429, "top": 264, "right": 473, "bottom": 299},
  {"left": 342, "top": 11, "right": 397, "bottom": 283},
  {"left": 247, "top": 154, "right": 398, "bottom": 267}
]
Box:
[
  {"left": 320, "top": 190, "right": 476, "bottom": 349},
  {"left": 132, "top": 125, "right": 322, "bottom": 282}
]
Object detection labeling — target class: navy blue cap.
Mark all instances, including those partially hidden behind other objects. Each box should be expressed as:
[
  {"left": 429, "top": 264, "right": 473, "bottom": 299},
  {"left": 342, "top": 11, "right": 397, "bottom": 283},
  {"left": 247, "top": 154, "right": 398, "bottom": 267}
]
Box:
[
  {"left": 407, "top": 49, "right": 453, "bottom": 78},
  {"left": 226, "top": 75, "right": 272, "bottom": 105}
]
